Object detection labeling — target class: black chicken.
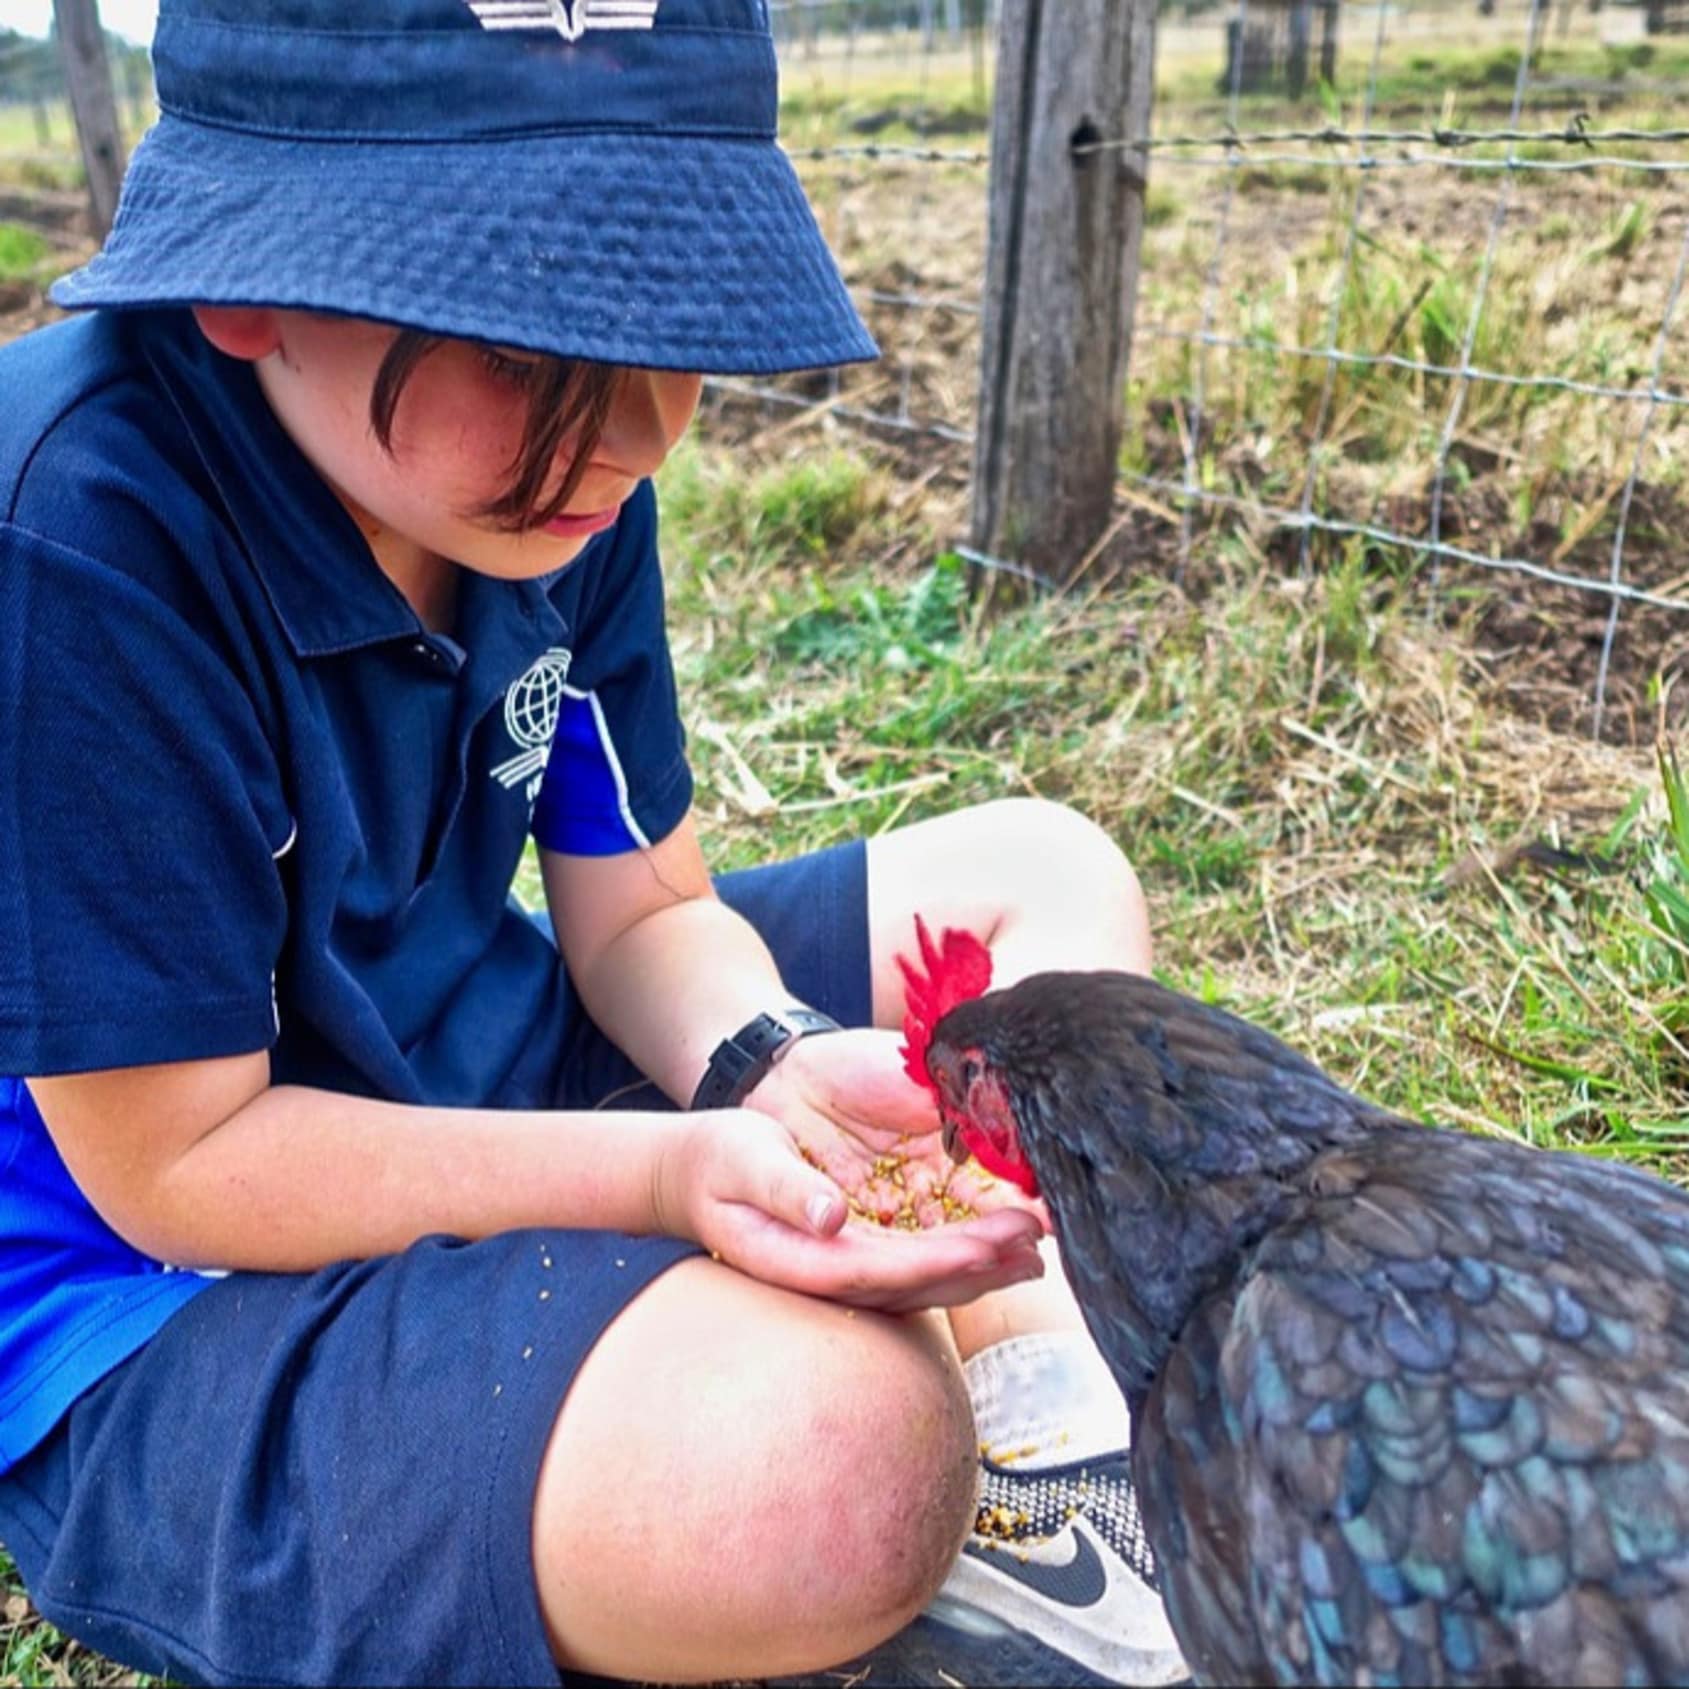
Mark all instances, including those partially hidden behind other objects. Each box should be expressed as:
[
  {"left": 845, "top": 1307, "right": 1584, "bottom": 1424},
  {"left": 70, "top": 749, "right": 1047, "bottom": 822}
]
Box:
[{"left": 918, "top": 964, "right": 1689, "bottom": 1686}]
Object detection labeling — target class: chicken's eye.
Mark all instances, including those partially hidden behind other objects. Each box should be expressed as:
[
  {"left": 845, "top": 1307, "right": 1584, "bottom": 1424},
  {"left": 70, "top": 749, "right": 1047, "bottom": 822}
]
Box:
[{"left": 961, "top": 1057, "right": 981, "bottom": 1090}]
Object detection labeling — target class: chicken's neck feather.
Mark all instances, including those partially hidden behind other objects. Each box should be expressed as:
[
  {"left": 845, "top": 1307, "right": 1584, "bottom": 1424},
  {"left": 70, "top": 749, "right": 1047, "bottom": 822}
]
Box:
[{"left": 1013, "top": 1055, "right": 1387, "bottom": 1407}]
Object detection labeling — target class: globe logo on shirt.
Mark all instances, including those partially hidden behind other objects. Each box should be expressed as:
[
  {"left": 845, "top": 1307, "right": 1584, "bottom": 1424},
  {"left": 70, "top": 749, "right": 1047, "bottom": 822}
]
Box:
[
  {"left": 461, "top": 0, "right": 662, "bottom": 42},
  {"left": 492, "top": 646, "right": 572, "bottom": 800}
]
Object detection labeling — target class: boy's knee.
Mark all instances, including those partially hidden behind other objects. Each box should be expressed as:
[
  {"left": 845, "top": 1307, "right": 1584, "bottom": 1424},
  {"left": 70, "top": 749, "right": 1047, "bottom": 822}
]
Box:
[
  {"left": 533, "top": 1272, "right": 979, "bottom": 1677},
  {"left": 816, "top": 1323, "right": 979, "bottom": 1629},
  {"left": 978, "top": 797, "right": 1144, "bottom": 906}
]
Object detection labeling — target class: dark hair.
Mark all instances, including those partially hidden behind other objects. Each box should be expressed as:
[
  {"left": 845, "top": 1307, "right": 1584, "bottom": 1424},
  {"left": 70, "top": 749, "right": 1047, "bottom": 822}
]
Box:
[{"left": 368, "top": 330, "right": 623, "bottom": 531}]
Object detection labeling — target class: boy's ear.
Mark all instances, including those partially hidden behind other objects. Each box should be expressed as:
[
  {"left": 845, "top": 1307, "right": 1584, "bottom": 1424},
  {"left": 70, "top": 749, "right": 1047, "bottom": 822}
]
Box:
[{"left": 191, "top": 305, "right": 284, "bottom": 362}]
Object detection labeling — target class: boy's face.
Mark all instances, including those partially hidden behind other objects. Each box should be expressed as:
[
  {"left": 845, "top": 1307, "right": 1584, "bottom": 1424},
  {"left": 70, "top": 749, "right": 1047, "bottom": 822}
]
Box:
[{"left": 194, "top": 308, "right": 701, "bottom": 585}]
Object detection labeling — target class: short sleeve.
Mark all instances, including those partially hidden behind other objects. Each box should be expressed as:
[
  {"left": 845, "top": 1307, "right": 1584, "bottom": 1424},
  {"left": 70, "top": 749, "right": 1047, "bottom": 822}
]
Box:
[
  {"left": 0, "top": 524, "right": 290, "bottom": 1075},
  {"left": 530, "top": 481, "right": 693, "bottom": 856}
]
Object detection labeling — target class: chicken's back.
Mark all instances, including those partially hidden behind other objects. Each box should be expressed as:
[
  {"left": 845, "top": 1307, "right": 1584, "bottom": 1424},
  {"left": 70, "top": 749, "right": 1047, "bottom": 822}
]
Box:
[{"left": 1134, "top": 1124, "right": 1689, "bottom": 1686}]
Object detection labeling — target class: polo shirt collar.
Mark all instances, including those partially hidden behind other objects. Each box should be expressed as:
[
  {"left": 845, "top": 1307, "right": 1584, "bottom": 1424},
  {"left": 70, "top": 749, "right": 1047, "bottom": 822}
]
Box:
[{"left": 138, "top": 309, "right": 564, "bottom": 658}]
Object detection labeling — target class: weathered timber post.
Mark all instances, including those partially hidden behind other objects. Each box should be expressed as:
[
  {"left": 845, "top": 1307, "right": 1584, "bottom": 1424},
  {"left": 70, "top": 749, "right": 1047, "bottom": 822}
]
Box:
[
  {"left": 53, "top": 0, "right": 125, "bottom": 238},
  {"left": 968, "top": 0, "right": 1154, "bottom": 584}
]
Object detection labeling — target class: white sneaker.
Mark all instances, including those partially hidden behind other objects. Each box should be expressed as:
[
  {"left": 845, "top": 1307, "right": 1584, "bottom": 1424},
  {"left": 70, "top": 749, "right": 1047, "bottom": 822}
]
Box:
[{"left": 930, "top": 1448, "right": 1190, "bottom": 1686}]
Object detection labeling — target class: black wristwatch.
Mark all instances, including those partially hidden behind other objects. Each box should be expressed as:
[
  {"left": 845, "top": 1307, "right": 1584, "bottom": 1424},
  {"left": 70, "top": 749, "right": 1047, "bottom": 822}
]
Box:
[{"left": 689, "top": 1008, "right": 843, "bottom": 1110}]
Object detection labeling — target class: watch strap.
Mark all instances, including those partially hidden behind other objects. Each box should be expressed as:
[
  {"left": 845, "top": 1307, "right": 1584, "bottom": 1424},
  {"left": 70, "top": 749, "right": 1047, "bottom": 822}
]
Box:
[{"left": 689, "top": 1008, "right": 843, "bottom": 1110}]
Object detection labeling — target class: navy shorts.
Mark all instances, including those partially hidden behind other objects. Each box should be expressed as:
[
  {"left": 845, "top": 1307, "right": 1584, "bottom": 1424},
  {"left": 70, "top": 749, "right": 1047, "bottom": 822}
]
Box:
[{"left": 0, "top": 842, "right": 871, "bottom": 1687}]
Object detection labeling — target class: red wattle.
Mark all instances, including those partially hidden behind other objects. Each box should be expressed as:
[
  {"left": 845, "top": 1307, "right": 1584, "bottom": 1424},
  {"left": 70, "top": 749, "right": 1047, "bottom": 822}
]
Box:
[{"left": 963, "top": 1131, "right": 1040, "bottom": 1196}]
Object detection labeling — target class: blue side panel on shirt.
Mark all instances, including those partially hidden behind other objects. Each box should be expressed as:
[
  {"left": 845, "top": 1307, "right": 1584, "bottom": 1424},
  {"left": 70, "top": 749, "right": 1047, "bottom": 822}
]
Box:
[
  {"left": 0, "top": 1078, "right": 210, "bottom": 1472},
  {"left": 530, "top": 689, "right": 646, "bottom": 856}
]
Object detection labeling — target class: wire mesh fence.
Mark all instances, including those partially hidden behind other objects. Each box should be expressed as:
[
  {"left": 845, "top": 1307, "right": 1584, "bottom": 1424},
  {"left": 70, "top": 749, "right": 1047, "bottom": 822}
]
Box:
[
  {"left": 719, "top": 0, "right": 1689, "bottom": 741},
  {"left": 3, "top": 1, "right": 1681, "bottom": 736}
]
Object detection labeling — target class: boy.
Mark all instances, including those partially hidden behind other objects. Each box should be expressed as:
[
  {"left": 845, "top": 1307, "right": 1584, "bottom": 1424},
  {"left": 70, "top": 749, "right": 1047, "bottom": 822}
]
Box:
[{"left": 0, "top": 3, "right": 1186, "bottom": 1683}]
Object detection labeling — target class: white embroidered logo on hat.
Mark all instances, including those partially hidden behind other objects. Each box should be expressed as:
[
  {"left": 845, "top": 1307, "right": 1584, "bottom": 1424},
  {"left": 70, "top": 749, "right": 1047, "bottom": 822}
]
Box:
[
  {"left": 463, "top": 0, "right": 660, "bottom": 40},
  {"left": 492, "top": 646, "right": 572, "bottom": 802}
]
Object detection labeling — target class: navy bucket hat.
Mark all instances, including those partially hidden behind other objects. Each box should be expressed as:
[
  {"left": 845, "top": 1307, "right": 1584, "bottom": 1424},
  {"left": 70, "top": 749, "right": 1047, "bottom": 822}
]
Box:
[{"left": 51, "top": 0, "right": 877, "bottom": 376}]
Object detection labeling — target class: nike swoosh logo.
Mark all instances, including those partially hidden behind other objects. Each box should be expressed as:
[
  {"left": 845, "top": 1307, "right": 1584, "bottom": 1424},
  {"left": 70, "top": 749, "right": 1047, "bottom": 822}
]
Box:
[{"left": 963, "top": 1522, "right": 1107, "bottom": 1608}]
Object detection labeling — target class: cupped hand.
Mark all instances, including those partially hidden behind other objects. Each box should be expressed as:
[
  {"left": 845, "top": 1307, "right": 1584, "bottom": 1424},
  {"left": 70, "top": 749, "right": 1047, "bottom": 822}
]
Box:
[
  {"left": 655, "top": 1032, "right": 1046, "bottom": 1312},
  {"left": 747, "top": 1026, "right": 1048, "bottom": 1231}
]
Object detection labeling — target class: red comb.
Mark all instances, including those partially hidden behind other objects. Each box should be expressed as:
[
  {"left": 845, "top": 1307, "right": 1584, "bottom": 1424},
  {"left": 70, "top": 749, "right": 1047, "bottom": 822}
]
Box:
[{"left": 897, "top": 915, "right": 993, "bottom": 1093}]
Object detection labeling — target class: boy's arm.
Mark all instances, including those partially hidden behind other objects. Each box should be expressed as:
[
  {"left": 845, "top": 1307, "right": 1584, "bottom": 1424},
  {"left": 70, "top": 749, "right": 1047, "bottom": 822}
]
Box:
[
  {"left": 29, "top": 1038, "right": 1044, "bottom": 1307},
  {"left": 25, "top": 812, "right": 816, "bottom": 1275},
  {"left": 28, "top": 1054, "right": 689, "bottom": 1272},
  {"left": 539, "top": 810, "right": 813, "bottom": 1107},
  {"left": 30, "top": 818, "right": 1047, "bottom": 1300},
  {"left": 23, "top": 810, "right": 807, "bottom": 1270}
]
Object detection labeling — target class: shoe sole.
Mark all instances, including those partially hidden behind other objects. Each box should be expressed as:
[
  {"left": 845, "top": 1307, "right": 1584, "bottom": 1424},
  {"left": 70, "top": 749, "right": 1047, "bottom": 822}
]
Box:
[{"left": 767, "top": 1606, "right": 1127, "bottom": 1688}]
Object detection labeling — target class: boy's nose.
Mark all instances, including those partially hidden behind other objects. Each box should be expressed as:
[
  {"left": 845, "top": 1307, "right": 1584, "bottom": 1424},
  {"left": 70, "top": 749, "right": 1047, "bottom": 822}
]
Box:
[{"left": 594, "top": 367, "right": 701, "bottom": 480}]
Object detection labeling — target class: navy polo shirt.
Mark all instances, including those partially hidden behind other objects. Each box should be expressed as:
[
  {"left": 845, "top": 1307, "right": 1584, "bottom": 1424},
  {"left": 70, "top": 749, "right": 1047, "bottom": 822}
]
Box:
[{"left": 0, "top": 309, "right": 694, "bottom": 1470}]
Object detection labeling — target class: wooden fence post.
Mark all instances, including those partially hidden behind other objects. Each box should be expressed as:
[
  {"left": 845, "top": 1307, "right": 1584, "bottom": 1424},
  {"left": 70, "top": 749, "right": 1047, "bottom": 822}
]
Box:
[
  {"left": 968, "top": 0, "right": 1155, "bottom": 583},
  {"left": 53, "top": 0, "right": 126, "bottom": 238}
]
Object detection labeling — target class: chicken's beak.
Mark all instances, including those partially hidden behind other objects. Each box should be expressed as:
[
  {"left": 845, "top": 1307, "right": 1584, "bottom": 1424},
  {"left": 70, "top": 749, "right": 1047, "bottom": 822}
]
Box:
[{"left": 940, "top": 1115, "right": 965, "bottom": 1163}]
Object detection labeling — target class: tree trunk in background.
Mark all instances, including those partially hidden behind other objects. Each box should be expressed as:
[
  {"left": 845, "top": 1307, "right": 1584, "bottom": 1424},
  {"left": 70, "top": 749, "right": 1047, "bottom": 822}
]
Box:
[
  {"left": 53, "top": 0, "right": 125, "bottom": 238},
  {"left": 968, "top": 0, "right": 1154, "bottom": 585}
]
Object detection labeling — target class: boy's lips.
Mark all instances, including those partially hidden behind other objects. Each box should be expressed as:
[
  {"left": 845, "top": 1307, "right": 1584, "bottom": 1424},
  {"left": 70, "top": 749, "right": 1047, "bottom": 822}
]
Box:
[{"left": 542, "top": 504, "right": 622, "bottom": 539}]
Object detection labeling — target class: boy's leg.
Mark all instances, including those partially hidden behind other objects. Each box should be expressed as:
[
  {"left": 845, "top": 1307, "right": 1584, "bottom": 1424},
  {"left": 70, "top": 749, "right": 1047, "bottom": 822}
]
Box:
[
  {"left": 0, "top": 1231, "right": 979, "bottom": 1688},
  {"left": 560, "top": 799, "right": 1181, "bottom": 1684},
  {"left": 533, "top": 1257, "right": 976, "bottom": 1681}
]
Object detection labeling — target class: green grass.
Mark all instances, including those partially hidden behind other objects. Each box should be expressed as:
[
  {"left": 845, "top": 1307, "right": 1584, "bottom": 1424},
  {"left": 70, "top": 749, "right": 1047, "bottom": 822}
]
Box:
[
  {"left": 0, "top": 100, "right": 72, "bottom": 153},
  {"left": 3, "top": 1544, "right": 144, "bottom": 1685},
  {"left": 0, "top": 93, "right": 155, "bottom": 191},
  {"left": 0, "top": 221, "right": 52, "bottom": 284},
  {"left": 1155, "top": 35, "right": 1689, "bottom": 111}
]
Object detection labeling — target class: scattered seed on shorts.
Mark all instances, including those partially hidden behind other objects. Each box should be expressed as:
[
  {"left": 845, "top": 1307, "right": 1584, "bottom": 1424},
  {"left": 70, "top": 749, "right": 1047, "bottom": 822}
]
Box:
[
  {"left": 522, "top": 1345, "right": 534, "bottom": 1361},
  {"left": 538, "top": 1288, "right": 551, "bottom": 1301},
  {"left": 493, "top": 1383, "right": 503, "bottom": 1398},
  {"left": 614, "top": 1258, "right": 626, "bottom": 1268}
]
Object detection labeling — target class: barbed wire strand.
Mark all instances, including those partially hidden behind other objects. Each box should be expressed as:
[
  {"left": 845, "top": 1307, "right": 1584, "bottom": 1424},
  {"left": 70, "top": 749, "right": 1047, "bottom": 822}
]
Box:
[
  {"left": 1086, "top": 120, "right": 1689, "bottom": 154},
  {"left": 1182, "top": 0, "right": 1253, "bottom": 579},
  {"left": 702, "top": 375, "right": 975, "bottom": 444},
  {"left": 1294, "top": 0, "right": 1390, "bottom": 576},
  {"left": 859, "top": 285, "right": 981, "bottom": 315},
  {"left": 1592, "top": 219, "right": 1689, "bottom": 739},
  {"left": 786, "top": 124, "right": 1689, "bottom": 173},
  {"left": 787, "top": 143, "right": 1689, "bottom": 175},
  {"left": 1120, "top": 471, "right": 1689, "bottom": 615},
  {"left": 787, "top": 141, "right": 991, "bottom": 165},
  {"left": 952, "top": 543, "right": 1059, "bottom": 589},
  {"left": 1137, "top": 325, "right": 1689, "bottom": 412},
  {"left": 1427, "top": 0, "right": 1545, "bottom": 600},
  {"left": 1142, "top": 149, "right": 1689, "bottom": 174}
]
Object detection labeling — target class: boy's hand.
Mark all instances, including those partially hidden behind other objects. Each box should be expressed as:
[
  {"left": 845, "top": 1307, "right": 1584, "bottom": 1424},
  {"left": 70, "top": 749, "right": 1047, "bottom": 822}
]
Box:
[
  {"left": 747, "top": 1027, "right": 1051, "bottom": 1231},
  {"left": 655, "top": 1079, "right": 1044, "bottom": 1313}
]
